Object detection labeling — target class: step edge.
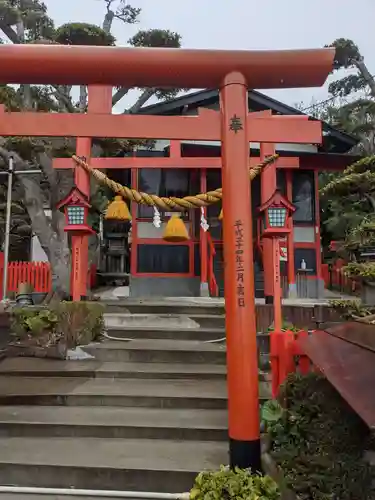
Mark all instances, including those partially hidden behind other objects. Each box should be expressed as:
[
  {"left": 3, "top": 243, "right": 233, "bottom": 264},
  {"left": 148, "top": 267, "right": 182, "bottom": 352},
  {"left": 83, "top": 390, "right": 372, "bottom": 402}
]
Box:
[{"left": 0, "top": 420, "right": 228, "bottom": 430}]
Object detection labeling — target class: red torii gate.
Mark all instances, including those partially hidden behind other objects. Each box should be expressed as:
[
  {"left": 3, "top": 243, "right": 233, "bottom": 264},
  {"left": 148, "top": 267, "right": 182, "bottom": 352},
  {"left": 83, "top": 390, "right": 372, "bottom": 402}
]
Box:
[{"left": 0, "top": 43, "right": 334, "bottom": 471}]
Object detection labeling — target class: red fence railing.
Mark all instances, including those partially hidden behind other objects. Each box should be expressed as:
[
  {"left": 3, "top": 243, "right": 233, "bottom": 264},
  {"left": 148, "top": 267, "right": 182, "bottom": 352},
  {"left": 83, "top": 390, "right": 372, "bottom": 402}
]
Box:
[
  {"left": 271, "top": 329, "right": 313, "bottom": 397},
  {"left": 322, "top": 260, "right": 361, "bottom": 296},
  {"left": 207, "top": 233, "right": 219, "bottom": 297},
  {"left": 0, "top": 259, "right": 52, "bottom": 299}
]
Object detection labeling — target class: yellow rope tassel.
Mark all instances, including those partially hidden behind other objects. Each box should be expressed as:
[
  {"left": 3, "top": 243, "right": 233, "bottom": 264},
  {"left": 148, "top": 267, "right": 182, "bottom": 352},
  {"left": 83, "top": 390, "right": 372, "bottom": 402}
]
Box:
[
  {"left": 163, "top": 214, "right": 189, "bottom": 242},
  {"left": 218, "top": 208, "right": 223, "bottom": 221},
  {"left": 105, "top": 196, "right": 132, "bottom": 221}
]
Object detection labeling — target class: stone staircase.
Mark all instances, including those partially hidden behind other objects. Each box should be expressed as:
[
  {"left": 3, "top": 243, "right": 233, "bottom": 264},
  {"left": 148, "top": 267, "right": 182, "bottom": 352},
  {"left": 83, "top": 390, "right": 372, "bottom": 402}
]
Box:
[{"left": 0, "top": 301, "right": 271, "bottom": 498}]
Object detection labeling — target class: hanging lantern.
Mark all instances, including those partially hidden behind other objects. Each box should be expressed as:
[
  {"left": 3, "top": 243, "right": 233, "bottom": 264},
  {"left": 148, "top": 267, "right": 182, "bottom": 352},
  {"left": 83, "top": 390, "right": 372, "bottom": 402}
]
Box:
[
  {"left": 163, "top": 213, "right": 189, "bottom": 242},
  {"left": 258, "top": 190, "right": 295, "bottom": 238},
  {"left": 105, "top": 195, "right": 131, "bottom": 221},
  {"left": 56, "top": 187, "right": 95, "bottom": 236}
]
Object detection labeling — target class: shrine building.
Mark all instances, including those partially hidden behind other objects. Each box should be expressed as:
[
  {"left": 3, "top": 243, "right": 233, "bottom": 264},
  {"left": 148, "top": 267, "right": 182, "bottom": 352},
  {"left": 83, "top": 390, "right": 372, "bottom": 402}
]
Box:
[
  {"left": 30, "top": 89, "right": 357, "bottom": 300},
  {"left": 96, "top": 89, "right": 357, "bottom": 300}
]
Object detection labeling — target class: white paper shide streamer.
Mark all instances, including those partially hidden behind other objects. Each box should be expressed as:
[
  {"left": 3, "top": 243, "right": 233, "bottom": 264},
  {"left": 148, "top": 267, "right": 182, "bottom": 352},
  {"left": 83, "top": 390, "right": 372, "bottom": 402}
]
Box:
[
  {"left": 153, "top": 206, "right": 161, "bottom": 228},
  {"left": 200, "top": 207, "right": 209, "bottom": 232}
]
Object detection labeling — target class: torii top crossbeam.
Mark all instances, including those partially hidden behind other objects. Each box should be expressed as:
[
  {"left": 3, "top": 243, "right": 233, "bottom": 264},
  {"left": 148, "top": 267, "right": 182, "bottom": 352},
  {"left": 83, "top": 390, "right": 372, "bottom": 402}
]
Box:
[{"left": 0, "top": 44, "right": 334, "bottom": 89}]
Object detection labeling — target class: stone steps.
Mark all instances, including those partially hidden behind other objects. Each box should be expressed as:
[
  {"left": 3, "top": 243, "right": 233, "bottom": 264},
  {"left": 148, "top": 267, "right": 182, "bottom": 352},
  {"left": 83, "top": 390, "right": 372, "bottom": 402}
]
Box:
[
  {"left": 0, "top": 358, "right": 227, "bottom": 380},
  {"left": 104, "top": 312, "right": 226, "bottom": 330},
  {"left": 104, "top": 325, "right": 270, "bottom": 346},
  {"left": 0, "top": 436, "right": 227, "bottom": 493},
  {"left": 0, "top": 358, "right": 270, "bottom": 382},
  {"left": 0, "top": 304, "right": 271, "bottom": 495},
  {"left": 0, "top": 376, "right": 231, "bottom": 409},
  {"left": 105, "top": 326, "right": 226, "bottom": 341},
  {"left": 0, "top": 406, "right": 228, "bottom": 441},
  {"left": 83, "top": 339, "right": 269, "bottom": 368},
  {"left": 102, "top": 300, "right": 225, "bottom": 316}
]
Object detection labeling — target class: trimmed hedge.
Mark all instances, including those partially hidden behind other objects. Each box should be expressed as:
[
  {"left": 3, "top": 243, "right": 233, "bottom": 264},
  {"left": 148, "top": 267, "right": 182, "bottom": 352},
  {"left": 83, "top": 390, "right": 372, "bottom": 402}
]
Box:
[{"left": 268, "top": 373, "right": 372, "bottom": 500}]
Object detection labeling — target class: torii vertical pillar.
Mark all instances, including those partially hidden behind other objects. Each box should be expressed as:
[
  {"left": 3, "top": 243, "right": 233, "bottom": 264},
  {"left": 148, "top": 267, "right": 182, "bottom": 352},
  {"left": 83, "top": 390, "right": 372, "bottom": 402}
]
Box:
[
  {"left": 220, "top": 72, "right": 261, "bottom": 471},
  {"left": 72, "top": 85, "right": 113, "bottom": 301}
]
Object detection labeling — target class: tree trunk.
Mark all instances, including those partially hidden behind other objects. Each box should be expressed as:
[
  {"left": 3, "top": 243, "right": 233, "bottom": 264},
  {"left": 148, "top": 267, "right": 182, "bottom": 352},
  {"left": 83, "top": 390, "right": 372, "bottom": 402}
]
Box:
[
  {"left": 353, "top": 58, "right": 375, "bottom": 98},
  {"left": 127, "top": 88, "right": 155, "bottom": 113},
  {"left": 0, "top": 147, "right": 71, "bottom": 295},
  {"left": 15, "top": 19, "right": 33, "bottom": 110},
  {"left": 79, "top": 86, "right": 87, "bottom": 112},
  {"left": 103, "top": 9, "right": 115, "bottom": 33}
]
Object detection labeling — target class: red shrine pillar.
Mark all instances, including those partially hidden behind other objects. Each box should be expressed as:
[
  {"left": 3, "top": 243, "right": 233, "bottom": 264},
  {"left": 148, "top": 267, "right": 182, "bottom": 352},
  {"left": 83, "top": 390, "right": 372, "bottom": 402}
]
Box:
[
  {"left": 220, "top": 72, "right": 261, "bottom": 471},
  {"left": 71, "top": 86, "right": 113, "bottom": 301},
  {"left": 260, "top": 143, "right": 277, "bottom": 304},
  {"left": 73, "top": 138, "right": 91, "bottom": 300}
]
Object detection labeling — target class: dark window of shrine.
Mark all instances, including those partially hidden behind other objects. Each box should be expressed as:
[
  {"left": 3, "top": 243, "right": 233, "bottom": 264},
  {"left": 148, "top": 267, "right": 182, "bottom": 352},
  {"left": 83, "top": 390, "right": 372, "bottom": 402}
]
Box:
[
  {"left": 277, "top": 169, "right": 286, "bottom": 196},
  {"left": 194, "top": 243, "right": 201, "bottom": 276},
  {"left": 294, "top": 248, "right": 316, "bottom": 275},
  {"left": 137, "top": 244, "right": 190, "bottom": 274},
  {"left": 138, "top": 169, "right": 191, "bottom": 218},
  {"left": 292, "top": 171, "right": 315, "bottom": 223}
]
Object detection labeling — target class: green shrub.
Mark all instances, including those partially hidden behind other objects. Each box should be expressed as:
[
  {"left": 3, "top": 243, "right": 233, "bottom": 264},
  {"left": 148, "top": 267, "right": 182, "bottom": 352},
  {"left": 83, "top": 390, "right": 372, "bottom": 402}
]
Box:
[
  {"left": 268, "top": 373, "right": 372, "bottom": 500},
  {"left": 190, "top": 466, "right": 280, "bottom": 500},
  {"left": 344, "top": 261, "right": 375, "bottom": 280},
  {"left": 11, "top": 301, "right": 105, "bottom": 348},
  {"left": 53, "top": 301, "right": 104, "bottom": 347},
  {"left": 12, "top": 307, "right": 58, "bottom": 337},
  {"left": 328, "top": 298, "right": 371, "bottom": 319},
  {"left": 267, "top": 322, "right": 301, "bottom": 333}
]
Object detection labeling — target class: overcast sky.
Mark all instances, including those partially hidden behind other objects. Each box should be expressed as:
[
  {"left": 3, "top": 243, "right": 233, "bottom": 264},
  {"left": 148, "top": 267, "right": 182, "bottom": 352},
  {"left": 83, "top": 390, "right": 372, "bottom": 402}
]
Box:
[{"left": 45, "top": 0, "right": 375, "bottom": 111}]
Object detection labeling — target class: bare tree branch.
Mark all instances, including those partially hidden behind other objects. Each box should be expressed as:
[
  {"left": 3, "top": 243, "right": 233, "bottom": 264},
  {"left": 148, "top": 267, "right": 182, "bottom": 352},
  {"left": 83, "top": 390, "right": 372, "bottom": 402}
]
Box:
[
  {"left": 0, "top": 147, "right": 56, "bottom": 249},
  {"left": 15, "top": 17, "right": 34, "bottom": 110},
  {"left": 102, "top": 1, "right": 141, "bottom": 108},
  {"left": 352, "top": 58, "right": 375, "bottom": 98},
  {"left": 126, "top": 88, "right": 155, "bottom": 113},
  {"left": 0, "top": 20, "right": 19, "bottom": 43},
  {"left": 112, "top": 87, "right": 129, "bottom": 106},
  {"left": 79, "top": 86, "right": 87, "bottom": 113},
  {"left": 52, "top": 86, "right": 76, "bottom": 113}
]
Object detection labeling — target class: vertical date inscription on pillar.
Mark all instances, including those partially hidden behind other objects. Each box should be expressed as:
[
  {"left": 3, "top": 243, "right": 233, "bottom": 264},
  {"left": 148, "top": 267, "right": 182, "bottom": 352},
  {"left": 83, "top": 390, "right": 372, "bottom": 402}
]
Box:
[
  {"left": 234, "top": 220, "right": 245, "bottom": 307},
  {"left": 74, "top": 244, "right": 80, "bottom": 282},
  {"left": 274, "top": 242, "right": 280, "bottom": 287}
]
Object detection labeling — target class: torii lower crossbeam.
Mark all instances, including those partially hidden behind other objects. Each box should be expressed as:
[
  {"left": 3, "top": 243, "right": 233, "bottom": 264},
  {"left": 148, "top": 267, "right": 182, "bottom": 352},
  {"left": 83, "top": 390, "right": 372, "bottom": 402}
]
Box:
[
  {"left": 52, "top": 156, "right": 300, "bottom": 170},
  {"left": 0, "top": 105, "right": 321, "bottom": 143}
]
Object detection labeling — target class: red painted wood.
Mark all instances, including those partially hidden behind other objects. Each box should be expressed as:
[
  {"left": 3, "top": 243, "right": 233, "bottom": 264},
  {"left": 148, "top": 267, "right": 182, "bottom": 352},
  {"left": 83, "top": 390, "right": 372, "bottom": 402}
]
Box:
[
  {"left": 52, "top": 155, "right": 300, "bottom": 170},
  {"left": 0, "top": 107, "right": 322, "bottom": 143},
  {"left": 0, "top": 257, "right": 52, "bottom": 295},
  {"left": 207, "top": 233, "right": 219, "bottom": 297},
  {"left": 0, "top": 44, "right": 334, "bottom": 89},
  {"left": 272, "top": 330, "right": 313, "bottom": 396}
]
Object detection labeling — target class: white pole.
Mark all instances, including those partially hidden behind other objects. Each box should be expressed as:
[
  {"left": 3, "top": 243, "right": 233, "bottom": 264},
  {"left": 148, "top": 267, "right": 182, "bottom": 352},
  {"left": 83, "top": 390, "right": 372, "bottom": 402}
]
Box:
[
  {"left": 2, "top": 156, "right": 14, "bottom": 300},
  {"left": 0, "top": 486, "right": 190, "bottom": 499},
  {"left": 0, "top": 164, "right": 42, "bottom": 301}
]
